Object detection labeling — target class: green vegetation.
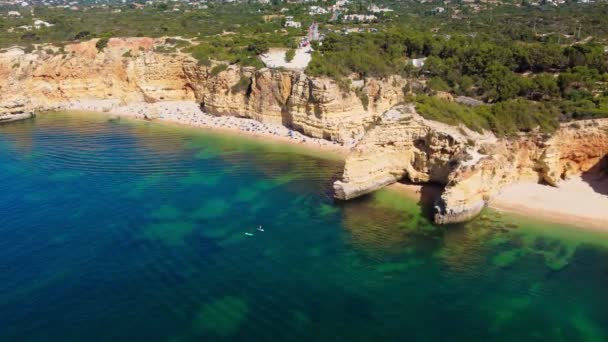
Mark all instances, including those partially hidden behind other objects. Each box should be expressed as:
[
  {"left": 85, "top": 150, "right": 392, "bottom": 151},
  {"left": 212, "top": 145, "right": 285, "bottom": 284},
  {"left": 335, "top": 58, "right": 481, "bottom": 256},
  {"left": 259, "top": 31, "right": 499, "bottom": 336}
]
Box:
[
  {"left": 231, "top": 76, "right": 252, "bottom": 95},
  {"left": 153, "top": 45, "right": 177, "bottom": 54},
  {"left": 354, "top": 87, "right": 369, "bottom": 111},
  {"left": 414, "top": 95, "right": 559, "bottom": 136},
  {"left": 210, "top": 64, "right": 228, "bottom": 76},
  {"left": 95, "top": 37, "right": 109, "bottom": 52},
  {"left": 285, "top": 48, "right": 296, "bottom": 63},
  {"left": 0, "top": 4, "right": 304, "bottom": 58},
  {"left": 186, "top": 32, "right": 298, "bottom": 68},
  {"left": 164, "top": 38, "right": 191, "bottom": 49}
]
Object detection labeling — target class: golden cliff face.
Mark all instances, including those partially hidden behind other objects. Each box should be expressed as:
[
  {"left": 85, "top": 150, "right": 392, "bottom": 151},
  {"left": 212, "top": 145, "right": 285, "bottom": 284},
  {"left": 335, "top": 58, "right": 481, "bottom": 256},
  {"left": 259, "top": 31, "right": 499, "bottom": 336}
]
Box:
[
  {"left": 0, "top": 38, "right": 405, "bottom": 143},
  {"left": 0, "top": 38, "right": 196, "bottom": 112},
  {"left": 334, "top": 105, "right": 608, "bottom": 224},
  {"left": 333, "top": 105, "right": 475, "bottom": 199},
  {"left": 196, "top": 66, "right": 405, "bottom": 143}
]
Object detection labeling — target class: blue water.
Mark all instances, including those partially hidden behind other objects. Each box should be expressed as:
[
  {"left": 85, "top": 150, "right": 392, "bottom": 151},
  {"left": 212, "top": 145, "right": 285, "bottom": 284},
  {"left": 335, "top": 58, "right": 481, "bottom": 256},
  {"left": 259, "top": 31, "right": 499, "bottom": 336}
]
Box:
[{"left": 1, "top": 112, "right": 608, "bottom": 341}]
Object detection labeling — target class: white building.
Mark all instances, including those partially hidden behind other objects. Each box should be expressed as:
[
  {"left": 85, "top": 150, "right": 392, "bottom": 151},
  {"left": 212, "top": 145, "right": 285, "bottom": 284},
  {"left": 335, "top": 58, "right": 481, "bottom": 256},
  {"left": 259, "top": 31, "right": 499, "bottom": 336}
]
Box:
[
  {"left": 410, "top": 57, "right": 427, "bottom": 68},
  {"left": 309, "top": 6, "right": 328, "bottom": 15},
  {"left": 285, "top": 19, "right": 301, "bottom": 28},
  {"left": 343, "top": 14, "right": 377, "bottom": 22},
  {"left": 33, "top": 19, "right": 54, "bottom": 29},
  {"left": 368, "top": 5, "right": 393, "bottom": 13}
]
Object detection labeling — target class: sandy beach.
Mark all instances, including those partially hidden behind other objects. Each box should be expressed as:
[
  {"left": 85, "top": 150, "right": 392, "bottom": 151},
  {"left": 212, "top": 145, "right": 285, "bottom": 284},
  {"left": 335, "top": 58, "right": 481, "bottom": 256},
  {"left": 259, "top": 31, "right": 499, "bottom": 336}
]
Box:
[
  {"left": 388, "top": 176, "right": 608, "bottom": 230},
  {"left": 61, "top": 99, "right": 607, "bottom": 230},
  {"left": 490, "top": 175, "right": 608, "bottom": 230},
  {"left": 62, "top": 99, "right": 351, "bottom": 156}
]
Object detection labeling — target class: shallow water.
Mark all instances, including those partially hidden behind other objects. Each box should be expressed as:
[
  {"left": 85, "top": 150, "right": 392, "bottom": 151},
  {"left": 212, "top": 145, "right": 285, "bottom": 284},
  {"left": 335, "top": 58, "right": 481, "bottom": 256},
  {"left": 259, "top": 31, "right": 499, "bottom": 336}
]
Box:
[{"left": 1, "top": 112, "right": 608, "bottom": 341}]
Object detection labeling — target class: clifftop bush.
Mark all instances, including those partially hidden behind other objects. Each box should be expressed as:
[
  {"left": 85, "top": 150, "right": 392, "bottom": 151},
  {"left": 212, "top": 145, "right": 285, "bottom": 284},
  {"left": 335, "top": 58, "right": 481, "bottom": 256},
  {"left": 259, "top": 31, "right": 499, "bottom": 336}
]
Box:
[
  {"left": 95, "top": 38, "right": 109, "bottom": 52},
  {"left": 414, "top": 95, "right": 559, "bottom": 136}
]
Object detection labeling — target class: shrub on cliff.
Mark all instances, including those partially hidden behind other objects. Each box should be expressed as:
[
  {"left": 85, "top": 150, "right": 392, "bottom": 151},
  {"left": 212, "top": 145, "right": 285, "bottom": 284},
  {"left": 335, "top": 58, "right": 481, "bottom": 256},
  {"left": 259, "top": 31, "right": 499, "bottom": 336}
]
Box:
[
  {"left": 415, "top": 95, "right": 490, "bottom": 133},
  {"left": 488, "top": 98, "right": 559, "bottom": 135},
  {"left": 354, "top": 87, "right": 369, "bottom": 111},
  {"left": 210, "top": 64, "right": 228, "bottom": 76},
  {"left": 285, "top": 49, "right": 295, "bottom": 63},
  {"left": 231, "top": 76, "right": 252, "bottom": 95},
  {"left": 95, "top": 38, "right": 109, "bottom": 52},
  {"left": 414, "top": 95, "right": 559, "bottom": 136}
]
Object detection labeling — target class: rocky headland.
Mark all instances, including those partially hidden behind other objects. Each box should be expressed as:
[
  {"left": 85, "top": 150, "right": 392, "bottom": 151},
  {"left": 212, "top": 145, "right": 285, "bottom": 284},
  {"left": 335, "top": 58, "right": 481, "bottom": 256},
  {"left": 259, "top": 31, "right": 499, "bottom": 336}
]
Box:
[
  {"left": 1, "top": 37, "right": 606, "bottom": 225},
  {"left": 333, "top": 105, "right": 608, "bottom": 224}
]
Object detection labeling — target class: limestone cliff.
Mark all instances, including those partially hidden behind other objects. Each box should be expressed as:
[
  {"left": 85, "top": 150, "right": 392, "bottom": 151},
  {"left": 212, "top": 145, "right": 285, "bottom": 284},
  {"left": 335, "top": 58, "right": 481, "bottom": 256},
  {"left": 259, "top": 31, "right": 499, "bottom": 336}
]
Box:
[
  {"left": 334, "top": 105, "right": 608, "bottom": 224},
  {"left": 0, "top": 38, "right": 405, "bottom": 143},
  {"left": 333, "top": 105, "right": 489, "bottom": 199}
]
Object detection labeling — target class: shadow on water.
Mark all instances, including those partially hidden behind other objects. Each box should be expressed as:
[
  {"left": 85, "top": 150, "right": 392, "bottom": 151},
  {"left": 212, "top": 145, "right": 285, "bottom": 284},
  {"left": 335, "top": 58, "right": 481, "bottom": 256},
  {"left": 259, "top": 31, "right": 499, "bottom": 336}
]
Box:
[
  {"left": 416, "top": 182, "right": 444, "bottom": 221},
  {"left": 389, "top": 179, "right": 444, "bottom": 222},
  {"left": 581, "top": 155, "right": 608, "bottom": 196}
]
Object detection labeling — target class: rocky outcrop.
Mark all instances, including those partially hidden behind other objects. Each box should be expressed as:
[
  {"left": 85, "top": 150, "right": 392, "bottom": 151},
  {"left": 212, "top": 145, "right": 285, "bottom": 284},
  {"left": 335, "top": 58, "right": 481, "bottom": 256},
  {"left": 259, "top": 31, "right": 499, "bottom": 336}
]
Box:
[
  {"left": 334, "top": 106, "right": 608, "bottom": 224},
  {"left": 333, "top": 105, "right": 488, "bottom": 199},
  {"left": 0, "top": 38, "right": 405, "bottom": 144}
]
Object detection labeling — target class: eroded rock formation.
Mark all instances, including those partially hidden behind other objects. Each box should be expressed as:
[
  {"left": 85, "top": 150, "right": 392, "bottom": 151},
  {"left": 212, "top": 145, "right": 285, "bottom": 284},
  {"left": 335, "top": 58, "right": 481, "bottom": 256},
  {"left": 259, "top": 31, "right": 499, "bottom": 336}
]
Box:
[{"left": 334, "top": 106, "right": 608, "bottom": 224}]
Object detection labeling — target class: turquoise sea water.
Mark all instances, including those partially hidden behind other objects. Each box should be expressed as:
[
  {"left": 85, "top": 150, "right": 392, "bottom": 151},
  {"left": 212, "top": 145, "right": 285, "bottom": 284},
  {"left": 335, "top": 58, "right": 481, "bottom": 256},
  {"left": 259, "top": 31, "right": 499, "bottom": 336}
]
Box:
[{"left": 1, "top": 111, "right": 608, "bottom": 341}]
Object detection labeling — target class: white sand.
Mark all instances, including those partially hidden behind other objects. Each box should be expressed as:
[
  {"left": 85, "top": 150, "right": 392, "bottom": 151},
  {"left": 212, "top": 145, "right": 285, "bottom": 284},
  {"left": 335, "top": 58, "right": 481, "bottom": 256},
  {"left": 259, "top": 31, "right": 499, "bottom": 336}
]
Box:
[
  {"left": 490, "top": 175, "right": 608, "bottom": 230},
  {"left": 387, "top": 175, "right": 608, "bottom": 230},
  {"left": 260, "top": 47, "right": 312, "bottom": 70}
]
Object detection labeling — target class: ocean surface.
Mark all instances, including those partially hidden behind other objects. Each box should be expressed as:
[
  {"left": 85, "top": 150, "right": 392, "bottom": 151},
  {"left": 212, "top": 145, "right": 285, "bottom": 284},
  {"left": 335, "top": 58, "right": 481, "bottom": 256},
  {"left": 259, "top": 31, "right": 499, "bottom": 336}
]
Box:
[{"left": 1, "top": 111, "right": 608, "bottom": 341}]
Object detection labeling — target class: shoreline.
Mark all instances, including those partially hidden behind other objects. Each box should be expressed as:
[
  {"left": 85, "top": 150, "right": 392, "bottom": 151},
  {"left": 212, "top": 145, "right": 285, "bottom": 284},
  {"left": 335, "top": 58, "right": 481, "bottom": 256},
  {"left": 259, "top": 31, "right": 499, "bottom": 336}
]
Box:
[
  {"left": 387, "top": 179, "right": 608, "bottom": 231},
  {"left": 490, "top": 176, "right": 608, "bottom": 231},
  {"left": 45, "top": 100, "right": 608, "bottom": 232},
  {"left": 59, "top": 100, "right": 351, "bottom": 158}
]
